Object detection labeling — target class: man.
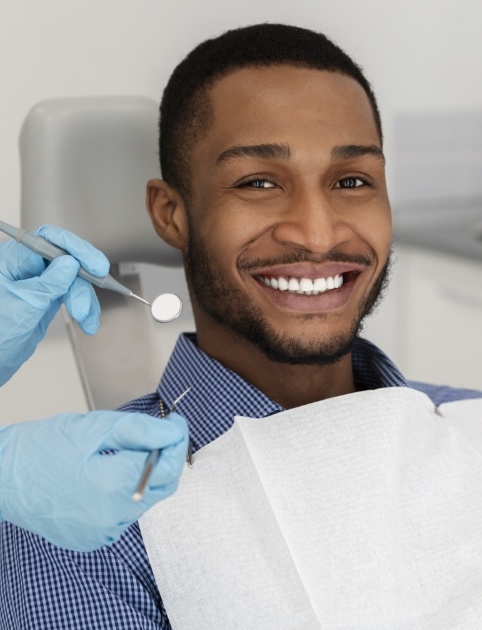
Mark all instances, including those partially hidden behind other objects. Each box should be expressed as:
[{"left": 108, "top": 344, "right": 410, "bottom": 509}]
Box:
[{"left": 1, "top": 23, "right": 481, "bottom": 629}]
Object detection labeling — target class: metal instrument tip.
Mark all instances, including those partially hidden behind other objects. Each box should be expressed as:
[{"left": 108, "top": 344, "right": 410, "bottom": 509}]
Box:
[{"left": 130, "top": 292, "right": 152, "bottom": 306}]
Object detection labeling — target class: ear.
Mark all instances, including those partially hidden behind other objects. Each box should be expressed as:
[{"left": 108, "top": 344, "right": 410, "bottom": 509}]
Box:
[{"left": 146, "top": 179, "right": 188, "bottom": 250}]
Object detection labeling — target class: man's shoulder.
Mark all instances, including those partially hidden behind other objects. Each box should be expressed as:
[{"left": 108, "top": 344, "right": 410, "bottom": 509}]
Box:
[{"left": 408, "top": 381, "right": 482, "bottom": 406}]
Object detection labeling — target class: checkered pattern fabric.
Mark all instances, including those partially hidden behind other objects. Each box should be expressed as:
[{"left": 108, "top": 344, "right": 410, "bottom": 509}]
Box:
[{"left": 1, "top": 333, "right": 481, "bottom": 629}]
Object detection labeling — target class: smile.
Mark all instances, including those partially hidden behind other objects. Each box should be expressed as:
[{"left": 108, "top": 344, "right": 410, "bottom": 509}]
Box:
[{"left": 256, "top": 273, "right": 344, "bottom": 295}]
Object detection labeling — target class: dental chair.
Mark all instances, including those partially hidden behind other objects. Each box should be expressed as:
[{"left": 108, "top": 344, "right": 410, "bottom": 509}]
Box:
[{"left": 20, "top": 96, "right": 194, "bottom": 410}]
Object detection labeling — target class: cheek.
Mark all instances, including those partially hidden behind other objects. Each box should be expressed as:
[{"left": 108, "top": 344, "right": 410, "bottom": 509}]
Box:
[
  {"left": 199, "top": 202, "right": 271, "bottom": 263},
  {"left": 354, "top": 206, "right": 392, "bottom": 259}
]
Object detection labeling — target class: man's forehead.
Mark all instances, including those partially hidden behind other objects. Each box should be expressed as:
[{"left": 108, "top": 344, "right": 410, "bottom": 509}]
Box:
[
  {"left": 207, "top": 64, "right": 371, "bottom": 107},
  {"left": 197, "top": 65, "right": 381, "bottom": 158}
]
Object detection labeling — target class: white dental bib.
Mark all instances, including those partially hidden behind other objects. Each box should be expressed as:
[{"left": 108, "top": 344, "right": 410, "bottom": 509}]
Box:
[{"left": 139, "top": 388, "right": 482, "bottom": 629}]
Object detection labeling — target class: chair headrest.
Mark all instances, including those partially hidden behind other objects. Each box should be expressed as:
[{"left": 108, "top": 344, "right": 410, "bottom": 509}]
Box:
[{"left": 20, "top": 96, "right": 182, "bottom": 266}]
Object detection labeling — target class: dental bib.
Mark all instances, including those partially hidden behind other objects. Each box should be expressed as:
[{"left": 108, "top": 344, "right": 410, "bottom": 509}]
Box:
[{"left": 139, "top": 388, "right": 482, "bottom": 629}]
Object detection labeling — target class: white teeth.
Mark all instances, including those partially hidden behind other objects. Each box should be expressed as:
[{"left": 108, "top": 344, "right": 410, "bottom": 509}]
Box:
[
  {"left": 299, "top": 278, "right": 314, "bottom": 292},
  {"left": 278, "top": 277, "right": 289, "bottom": 291},
  {"left": 260, "top": 274, "right": 344, "bottom": 295},
  {"left": 313, "top": 277, "right": 327, "bottom": 292}
]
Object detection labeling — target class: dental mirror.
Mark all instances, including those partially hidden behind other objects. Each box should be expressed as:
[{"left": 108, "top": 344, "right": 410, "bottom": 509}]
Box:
[{"left": 150, "top": 293, "right": 183, "bottom": 323}]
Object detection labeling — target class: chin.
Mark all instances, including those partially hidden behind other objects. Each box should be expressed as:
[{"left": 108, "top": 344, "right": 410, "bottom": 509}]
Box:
[{"left": 228, "top": 313, "right": 362, "bottom": 366}]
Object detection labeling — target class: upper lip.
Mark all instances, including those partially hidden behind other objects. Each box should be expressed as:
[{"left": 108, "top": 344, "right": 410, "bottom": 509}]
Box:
[{"left": 252, "top": 262, "right": 367, "bottom": 279}]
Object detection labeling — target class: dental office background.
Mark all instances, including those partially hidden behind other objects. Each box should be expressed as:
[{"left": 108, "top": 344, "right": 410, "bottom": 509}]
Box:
[{"left": 2, "top": 0, "right": 482, "bottom": 424}]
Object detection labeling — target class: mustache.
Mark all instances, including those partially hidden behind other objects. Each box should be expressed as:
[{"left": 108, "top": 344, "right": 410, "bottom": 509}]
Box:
[{"left": 237, "top": 247, "right": 372, "bottom": 271}]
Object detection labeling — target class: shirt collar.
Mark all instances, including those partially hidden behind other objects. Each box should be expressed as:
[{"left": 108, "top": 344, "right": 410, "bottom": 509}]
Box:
[
  {"left": 157, "top": 333, "right": 409, "bottom": 451},
  {"left": 157, "top": 333, "right": 283, "bottom": 450},
  {"left": 352, "top": 336, "right": 409, "bottom": 389}
]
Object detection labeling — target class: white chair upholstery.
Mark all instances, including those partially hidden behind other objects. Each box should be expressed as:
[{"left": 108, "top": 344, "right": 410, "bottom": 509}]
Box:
[{"left": 20, "top": 96, "right": 193, "bottom": 409}]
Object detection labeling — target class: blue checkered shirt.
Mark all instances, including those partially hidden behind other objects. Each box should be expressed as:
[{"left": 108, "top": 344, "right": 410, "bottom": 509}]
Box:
[{"left": 1, "top": 333, "right": 481, "bottom": 629}]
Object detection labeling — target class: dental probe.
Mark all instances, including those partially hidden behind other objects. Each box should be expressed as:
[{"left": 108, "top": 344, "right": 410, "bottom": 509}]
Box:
[
  {"left": 132, "top": 387, "right": 192, "bottom": 503},
  {"left": 0, "top": 219, "right": 183, "bottom": 322}
]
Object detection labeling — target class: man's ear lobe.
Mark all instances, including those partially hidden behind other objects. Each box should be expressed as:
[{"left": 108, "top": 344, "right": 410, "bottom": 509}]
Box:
[{"left": 146, "top": 179, "right": 188, "bottom": 249}]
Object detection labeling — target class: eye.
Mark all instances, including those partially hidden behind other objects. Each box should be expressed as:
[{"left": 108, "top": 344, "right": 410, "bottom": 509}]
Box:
[
  {"left": 237, "top": 178, "right": 276, "bottom": 189},
  {"left": 335, "top": 177, "right": 367, "bottom": 189}
]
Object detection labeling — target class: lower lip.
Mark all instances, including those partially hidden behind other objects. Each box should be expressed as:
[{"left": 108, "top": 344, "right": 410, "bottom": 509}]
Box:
[{"left": 254, "top": 274, "right": 359, "bottom": 313}]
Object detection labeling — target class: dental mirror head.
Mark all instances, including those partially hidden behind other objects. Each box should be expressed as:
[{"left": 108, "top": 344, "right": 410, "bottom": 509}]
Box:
[{"left": 150, "top": 293, "right": 183, "bottom": 323}]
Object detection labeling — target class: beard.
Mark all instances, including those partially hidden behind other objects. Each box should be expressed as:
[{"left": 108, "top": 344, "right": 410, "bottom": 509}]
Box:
[{"left": 184, "top": 227, "right": 392, "bottom": 366}]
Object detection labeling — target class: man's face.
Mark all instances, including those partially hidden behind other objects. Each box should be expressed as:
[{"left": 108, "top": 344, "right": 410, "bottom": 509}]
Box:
[{"left": 182, "top": 65, "right": 392, "bottom": 365}]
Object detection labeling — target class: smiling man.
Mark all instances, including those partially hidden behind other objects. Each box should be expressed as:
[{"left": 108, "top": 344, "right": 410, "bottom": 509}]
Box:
[
  {"left": 148, "top": 62, "right": 392, "bottom": 408},
  {"left": 2, "top": 23, "right": 482, "bottom": 630}
]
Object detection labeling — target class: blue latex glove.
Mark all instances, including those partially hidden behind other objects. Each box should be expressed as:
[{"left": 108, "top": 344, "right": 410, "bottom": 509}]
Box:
[
  {"left": 0, "top": 224, "right": 109, "bottom": 386},
  {"left": 0, "top": 410, "right": 188, "bottom": 551}
]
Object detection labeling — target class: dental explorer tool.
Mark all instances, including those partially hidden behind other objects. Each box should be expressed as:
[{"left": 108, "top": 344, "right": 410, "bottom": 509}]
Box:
[
  {"left": 0, "top": 219, "right": 183, "bottom": 323},
  {"left": 132, "top": 387, "right": 192, "bottom": 503}
]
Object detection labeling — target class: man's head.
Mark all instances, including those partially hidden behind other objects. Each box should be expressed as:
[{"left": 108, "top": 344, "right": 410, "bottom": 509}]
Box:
[
  {"left": 147, "top": 24, "right": 392, "bottom": 372},
  {"left": 159, "top": 23, "right": 383, "bottom": 202}
]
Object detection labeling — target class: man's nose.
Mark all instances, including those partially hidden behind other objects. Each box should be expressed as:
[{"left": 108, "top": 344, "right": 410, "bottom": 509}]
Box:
[{"left": 272, "top": 186, "right": 351, "bottom": 253}]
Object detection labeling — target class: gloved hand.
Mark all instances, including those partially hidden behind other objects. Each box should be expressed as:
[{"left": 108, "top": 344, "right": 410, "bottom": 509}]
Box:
[
  {"left": 0, "top": 224, "right": 109, "bottom": 386},
  {"left": 0, "top": 410, "right": 188, "bottom": 551}
]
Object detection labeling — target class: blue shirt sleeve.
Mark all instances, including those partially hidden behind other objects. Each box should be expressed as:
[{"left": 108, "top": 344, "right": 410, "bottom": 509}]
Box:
[
  {"left": 409, "top": 380, "right": 482, "bottom": 406},
  {"left": 0, "top": 393, "right": 171, "bottom": 630},
  {"left": 0, "top": 520, "right": 170, "bottom": 630}
]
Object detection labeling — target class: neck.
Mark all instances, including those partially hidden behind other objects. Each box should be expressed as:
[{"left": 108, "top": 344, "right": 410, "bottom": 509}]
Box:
[{"left": 195, "top": 320, "right": 357, "bottom": 410}]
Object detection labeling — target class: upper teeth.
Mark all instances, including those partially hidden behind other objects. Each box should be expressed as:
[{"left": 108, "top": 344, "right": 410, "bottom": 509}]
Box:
[{"left": 259, "top": 274, "right": 344, "bottom": 295}]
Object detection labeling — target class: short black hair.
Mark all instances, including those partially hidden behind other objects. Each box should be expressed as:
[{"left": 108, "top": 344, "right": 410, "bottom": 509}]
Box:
[{"left": 159, "top": 23, "right": 382, "bottom": 200}]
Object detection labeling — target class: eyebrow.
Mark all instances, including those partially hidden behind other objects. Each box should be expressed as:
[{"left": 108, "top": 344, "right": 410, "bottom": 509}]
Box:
[
  {"left": 214, "top": 142, "right": 385, "bottom": 168},
  {"left": 331, "top": 144, "right": 385, "bottom": 163},
  {"left": 214, "top": 143, "right": 291, "bottom": 167}
]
